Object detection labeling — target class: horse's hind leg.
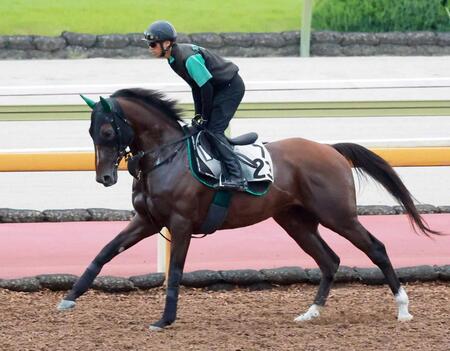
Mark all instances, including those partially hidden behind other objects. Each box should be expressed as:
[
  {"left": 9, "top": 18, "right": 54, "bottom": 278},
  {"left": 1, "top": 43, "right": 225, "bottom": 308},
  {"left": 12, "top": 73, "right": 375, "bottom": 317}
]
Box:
[
  {"left": 274, "top": 207, "right": 340, "bottom": 322},
  {"left": 323, "top": 216, "right": 413, "bottom": 321}
]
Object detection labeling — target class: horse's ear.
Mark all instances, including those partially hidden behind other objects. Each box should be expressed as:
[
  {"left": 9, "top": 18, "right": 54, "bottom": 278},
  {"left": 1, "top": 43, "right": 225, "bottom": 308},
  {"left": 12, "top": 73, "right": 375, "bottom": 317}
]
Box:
[
  {"left": 80, "top": 94, "right": 96, "bottom": 109},
  {"left": 100, "top": 96, "right": 112, "bottom": 113}
]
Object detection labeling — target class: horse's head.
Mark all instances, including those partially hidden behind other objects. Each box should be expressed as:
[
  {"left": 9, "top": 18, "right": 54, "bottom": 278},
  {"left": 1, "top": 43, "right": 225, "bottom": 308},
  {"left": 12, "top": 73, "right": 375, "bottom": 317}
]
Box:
[
  {"left": 81, "top": 89, "right": 185, "bottom": 187},
  {"left": 81, "top": 95, "right": 134, "bottom": 187}
]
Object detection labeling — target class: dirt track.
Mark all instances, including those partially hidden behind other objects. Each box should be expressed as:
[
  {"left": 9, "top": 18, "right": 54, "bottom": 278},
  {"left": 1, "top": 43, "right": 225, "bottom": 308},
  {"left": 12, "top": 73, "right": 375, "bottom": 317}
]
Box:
[{"left": 1, "top": 282, "right": 449, "bottom": 351}]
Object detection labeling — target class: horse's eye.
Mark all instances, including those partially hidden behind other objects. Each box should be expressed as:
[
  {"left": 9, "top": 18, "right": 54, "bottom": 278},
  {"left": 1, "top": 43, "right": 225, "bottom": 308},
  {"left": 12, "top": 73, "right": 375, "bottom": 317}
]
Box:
[{"left": 100, "top": 125, "right": 115, "bottom": 140}]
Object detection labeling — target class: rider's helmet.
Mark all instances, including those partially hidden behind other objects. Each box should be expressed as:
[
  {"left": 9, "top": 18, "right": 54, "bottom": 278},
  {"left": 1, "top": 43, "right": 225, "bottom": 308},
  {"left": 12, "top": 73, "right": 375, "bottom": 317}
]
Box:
[{"left": 144, "top": 20, "right": 177, "bottom": 42}]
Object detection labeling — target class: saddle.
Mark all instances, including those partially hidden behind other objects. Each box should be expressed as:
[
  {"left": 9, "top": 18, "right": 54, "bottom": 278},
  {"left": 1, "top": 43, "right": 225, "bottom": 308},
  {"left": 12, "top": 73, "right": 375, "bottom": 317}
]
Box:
[{"left": 185, "top": 126, "right": 274, "bottom": 196}]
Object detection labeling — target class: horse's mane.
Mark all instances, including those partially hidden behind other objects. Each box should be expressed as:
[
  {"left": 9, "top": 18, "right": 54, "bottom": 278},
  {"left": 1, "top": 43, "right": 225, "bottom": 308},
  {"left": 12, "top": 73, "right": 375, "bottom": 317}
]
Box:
[{"left": 111, "top": 88, "right": 184, "bottom": 126}]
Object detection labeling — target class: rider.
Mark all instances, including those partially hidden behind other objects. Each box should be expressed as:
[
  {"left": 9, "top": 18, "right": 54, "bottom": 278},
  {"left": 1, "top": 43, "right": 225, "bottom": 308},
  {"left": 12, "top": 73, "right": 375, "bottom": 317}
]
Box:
[{"left": 144, "top": 20, "right": 247, "bottom": 191}]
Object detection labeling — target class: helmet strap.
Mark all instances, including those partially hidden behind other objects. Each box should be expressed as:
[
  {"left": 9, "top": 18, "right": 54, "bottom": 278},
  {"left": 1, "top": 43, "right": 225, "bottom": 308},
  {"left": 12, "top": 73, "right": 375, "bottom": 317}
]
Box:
[{"left": 159, "top": 41, "right": 173, "bottom": 58}]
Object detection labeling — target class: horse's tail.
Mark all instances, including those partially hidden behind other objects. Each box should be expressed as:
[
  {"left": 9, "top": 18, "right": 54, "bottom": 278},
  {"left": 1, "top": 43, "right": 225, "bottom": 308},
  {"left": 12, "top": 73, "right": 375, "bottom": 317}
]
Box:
[{"left": 332, "top": 142, "right": 442, "bottom": 237}]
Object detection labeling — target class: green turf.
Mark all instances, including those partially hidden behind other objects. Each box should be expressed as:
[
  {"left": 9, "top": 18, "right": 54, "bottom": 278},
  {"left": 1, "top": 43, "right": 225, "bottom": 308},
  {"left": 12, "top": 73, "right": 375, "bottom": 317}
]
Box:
[{"left": 0, "top": 0, "right": 303, "bottom": 35}]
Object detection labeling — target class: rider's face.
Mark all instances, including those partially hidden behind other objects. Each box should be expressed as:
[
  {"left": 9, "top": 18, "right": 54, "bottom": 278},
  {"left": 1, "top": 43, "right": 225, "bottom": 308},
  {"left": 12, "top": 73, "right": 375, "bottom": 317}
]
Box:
[{"left": 148, "top": 40, "right": 171, "bottom": 58}]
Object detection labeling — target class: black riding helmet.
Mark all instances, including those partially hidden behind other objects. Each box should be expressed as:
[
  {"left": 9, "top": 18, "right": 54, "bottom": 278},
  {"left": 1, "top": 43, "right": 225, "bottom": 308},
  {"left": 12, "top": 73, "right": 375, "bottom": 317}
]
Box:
[{"left": 144, "top": 20, "right": 177, "bottom": 42}]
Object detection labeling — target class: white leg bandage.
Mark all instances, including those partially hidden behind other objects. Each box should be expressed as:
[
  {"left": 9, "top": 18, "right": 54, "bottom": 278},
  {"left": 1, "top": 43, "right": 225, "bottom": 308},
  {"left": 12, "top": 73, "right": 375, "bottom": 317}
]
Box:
[{"left": 395, "top": 287, "right": 413, "bottom": 321}]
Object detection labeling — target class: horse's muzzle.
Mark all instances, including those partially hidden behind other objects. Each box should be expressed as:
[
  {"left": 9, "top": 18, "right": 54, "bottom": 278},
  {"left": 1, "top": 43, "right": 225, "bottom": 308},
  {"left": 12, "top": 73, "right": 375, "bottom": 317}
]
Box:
[{"left": 96, "top": 169, "right": 118, "bottom": 187}]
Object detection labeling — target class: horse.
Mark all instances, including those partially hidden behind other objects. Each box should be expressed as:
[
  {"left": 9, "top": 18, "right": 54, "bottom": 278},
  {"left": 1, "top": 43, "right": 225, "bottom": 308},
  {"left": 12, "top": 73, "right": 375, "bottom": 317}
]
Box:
[{"left": 57, "top": 88, "right": 440, "bottom": 331}]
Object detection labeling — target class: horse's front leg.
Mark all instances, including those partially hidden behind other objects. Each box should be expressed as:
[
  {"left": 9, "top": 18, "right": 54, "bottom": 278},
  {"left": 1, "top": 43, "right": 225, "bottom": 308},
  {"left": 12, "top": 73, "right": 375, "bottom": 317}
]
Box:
[
  {"left": 57, "top": 214, "right": 158, "bottom": 310},
  {"left": 150, "top": 227, "right": 192, "bottom": 331}
]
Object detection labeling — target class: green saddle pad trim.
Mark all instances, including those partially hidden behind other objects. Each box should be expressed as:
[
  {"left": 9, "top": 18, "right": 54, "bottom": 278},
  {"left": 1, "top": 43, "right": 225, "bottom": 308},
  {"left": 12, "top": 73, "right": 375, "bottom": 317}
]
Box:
[{"left": 185, "top": 131, "right": 269, "bottom": 196}]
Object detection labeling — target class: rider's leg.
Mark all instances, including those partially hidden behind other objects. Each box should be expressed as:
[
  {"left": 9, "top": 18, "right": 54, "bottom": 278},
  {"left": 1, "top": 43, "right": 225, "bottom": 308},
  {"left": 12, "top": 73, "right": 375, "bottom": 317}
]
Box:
[
  {"left": 211, "top": 133, "right": 246, "bottom": 189},
  {"left": 207, "top": 74, "right": 245, "bottom": 190}
]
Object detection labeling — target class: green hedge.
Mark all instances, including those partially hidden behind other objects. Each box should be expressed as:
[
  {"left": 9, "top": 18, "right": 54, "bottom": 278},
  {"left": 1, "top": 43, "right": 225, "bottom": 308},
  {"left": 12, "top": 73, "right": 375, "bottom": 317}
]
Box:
[{"left": 313, "top": 0, "right": 450, "bottom": 32}]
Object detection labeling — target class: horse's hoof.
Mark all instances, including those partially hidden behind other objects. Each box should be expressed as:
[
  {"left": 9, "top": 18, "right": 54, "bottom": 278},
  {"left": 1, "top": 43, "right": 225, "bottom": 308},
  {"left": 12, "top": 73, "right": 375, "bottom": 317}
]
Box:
[
  {"left": 294, "top": 304, "right": 321, "bottom": 322},
  {"left": 149, "top": 318, "right": 173, "bottom": 331},
  {"left": 398, "top": 313, "right": 413, "bottom": 322},
  {"left": 149, "top": 325, "right": 164, "bottom": 332},
  {"left": 57, "top": 299, "right": 76, "bottom": 311},
  {"left": 294, "top": 313, "right": 318, "bottom": 322}
]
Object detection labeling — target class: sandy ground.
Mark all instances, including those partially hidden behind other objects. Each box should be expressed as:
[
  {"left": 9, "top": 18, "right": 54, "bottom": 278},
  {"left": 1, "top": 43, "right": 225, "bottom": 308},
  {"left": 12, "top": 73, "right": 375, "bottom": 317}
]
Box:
[{"left": 1, "top": 282, "right": 449, "bottom": 351}]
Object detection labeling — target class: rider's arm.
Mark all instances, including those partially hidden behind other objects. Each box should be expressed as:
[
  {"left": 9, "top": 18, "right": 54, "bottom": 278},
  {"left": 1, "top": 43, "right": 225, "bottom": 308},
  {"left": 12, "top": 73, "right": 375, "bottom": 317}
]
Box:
[
  {"left": 192, "top": 87, "right": 202, "bottom": 116},
  {"left": 186, "top": 54, "right": 213, "bottom": 121},
  {"left": 199, "top": 81, "right": 213, "bottom": 122}
]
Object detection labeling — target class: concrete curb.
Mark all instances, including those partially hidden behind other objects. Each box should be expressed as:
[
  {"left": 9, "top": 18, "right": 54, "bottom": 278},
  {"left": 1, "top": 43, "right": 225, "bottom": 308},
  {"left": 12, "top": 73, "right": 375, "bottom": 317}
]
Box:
[
  {"left": 1, "top": 265, "right": 449, "bottom": 292},
  {"left": 0, "top": 205, "right": 449, "bottom": 223},
  {"left": 0, "top": 208, "right": 134, "bottom": 223},
  {"left": 1, "top": 31, "right": 450, "bottom": 59}
]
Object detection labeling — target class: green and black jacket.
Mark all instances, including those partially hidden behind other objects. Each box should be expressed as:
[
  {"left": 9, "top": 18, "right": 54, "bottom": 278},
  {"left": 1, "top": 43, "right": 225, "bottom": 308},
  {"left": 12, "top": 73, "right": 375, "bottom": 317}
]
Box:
[{"left": 168, "top": 43, "right": 239, "bottom": 120}]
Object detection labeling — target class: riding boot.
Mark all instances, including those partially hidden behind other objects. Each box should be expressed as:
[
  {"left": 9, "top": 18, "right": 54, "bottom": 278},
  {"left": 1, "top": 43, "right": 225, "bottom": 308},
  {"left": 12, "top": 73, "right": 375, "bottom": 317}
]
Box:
[{"left": 212, "top": 133, "right": 247, "bottom": 191}]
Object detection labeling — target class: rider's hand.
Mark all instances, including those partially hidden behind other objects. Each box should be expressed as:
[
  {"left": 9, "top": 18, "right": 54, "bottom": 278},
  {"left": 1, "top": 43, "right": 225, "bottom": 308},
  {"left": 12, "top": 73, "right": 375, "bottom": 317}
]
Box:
[{"left": 192, "top": 114, "right": 207, "bottom": 129}]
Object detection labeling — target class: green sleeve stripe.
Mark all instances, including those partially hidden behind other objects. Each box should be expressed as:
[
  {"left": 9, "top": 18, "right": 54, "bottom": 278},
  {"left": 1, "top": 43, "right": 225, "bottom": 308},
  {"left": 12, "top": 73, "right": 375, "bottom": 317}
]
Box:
[{"left": 185, "top": 54, "right": 212, "bottom": 87}]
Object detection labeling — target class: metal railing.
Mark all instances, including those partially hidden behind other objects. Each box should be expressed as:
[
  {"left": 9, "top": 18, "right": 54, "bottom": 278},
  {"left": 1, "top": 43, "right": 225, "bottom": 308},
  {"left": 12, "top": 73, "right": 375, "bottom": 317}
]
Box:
[
  {"left": 1, "top": 92, "right": 449, "bottom": 274},
  {"left": 0, "top": 147, "right": 449, "bottom": 172}
]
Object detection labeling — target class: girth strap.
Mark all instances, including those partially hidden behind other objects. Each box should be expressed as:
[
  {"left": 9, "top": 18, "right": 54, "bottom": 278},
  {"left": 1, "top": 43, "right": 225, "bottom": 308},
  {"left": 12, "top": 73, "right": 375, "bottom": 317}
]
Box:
[{"left": 199, "top": 190, "right": 233, "bottom": 234}]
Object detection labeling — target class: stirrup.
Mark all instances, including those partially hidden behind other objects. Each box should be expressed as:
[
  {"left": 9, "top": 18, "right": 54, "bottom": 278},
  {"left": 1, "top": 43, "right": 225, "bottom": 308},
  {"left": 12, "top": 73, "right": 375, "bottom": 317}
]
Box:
[{"left": 219, "top": 175, "right": 248, "bottom": 191}]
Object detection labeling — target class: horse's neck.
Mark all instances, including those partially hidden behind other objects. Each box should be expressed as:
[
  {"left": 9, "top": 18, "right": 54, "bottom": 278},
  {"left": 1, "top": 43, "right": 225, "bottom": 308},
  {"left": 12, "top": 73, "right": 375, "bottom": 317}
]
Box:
[{"left": 131, "top": 108, "right": 183, "bottom": 153}]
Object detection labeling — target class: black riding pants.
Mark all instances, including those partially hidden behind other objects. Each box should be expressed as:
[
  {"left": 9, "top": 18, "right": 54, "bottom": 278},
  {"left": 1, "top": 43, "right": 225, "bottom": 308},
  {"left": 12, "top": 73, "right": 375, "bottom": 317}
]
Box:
[
  {"left": 205, "top": 74, "right": 245, "bottom": 178},
  {"left": 206, "top": 73, "right": 245, "bottom": 133}
]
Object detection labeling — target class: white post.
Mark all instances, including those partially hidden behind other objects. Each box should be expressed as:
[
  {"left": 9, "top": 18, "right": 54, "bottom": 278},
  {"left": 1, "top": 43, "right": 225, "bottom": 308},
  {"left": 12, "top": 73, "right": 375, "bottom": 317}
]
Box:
[
  {"left": 156, "top": 233, "right": 166, "bottom": 273},
  {"left": 300, "top": 0, "right": 314, "bottom": 57},
  {"left": 156, "top": 228, "right": 171, "bottom": 275}
]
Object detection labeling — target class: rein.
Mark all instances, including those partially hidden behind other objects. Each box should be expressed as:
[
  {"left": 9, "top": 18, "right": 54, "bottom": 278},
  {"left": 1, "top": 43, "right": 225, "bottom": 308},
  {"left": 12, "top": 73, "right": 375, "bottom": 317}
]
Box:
[
  {"left": 106, "top": 96, "right": 197, "bottom": 178},
  {"left": 126, "top": 129, "right": 196, "bottom": 179}
]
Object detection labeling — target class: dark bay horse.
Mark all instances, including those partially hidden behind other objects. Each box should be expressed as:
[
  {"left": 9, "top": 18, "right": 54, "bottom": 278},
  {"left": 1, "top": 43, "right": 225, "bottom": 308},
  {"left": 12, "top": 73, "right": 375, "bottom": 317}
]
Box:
[{"left": 57, "top": 88, "right": 440, "bottom": 330}]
